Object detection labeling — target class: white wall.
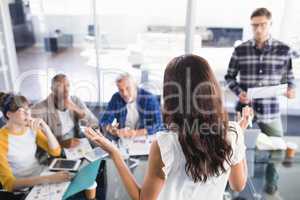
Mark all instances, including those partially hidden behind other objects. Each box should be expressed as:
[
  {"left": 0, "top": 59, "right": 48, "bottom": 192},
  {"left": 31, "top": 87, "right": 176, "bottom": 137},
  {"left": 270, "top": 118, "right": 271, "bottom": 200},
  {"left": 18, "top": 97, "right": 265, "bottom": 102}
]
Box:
[
  {"left": 31, "top": 14, "right": 148, "bottom": 47},
  {"left": 0, "top": 0, "right": 20, "bottom": 92},
  {"left": 195, "top": 0, "right": 285, "bottom": 41},
  {"left": 29, "top": 0, "right": 186, "bottom": 47},
  {"left": 280, "top": 0, "right": 300, "bottom": 49}
]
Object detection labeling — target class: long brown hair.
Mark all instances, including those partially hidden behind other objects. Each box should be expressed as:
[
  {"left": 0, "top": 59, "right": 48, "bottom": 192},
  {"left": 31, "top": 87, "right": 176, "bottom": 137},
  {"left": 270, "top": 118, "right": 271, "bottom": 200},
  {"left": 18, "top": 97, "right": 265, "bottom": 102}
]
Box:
[{"left": 163, "top": 55, "right": 232, "bottom": 183}]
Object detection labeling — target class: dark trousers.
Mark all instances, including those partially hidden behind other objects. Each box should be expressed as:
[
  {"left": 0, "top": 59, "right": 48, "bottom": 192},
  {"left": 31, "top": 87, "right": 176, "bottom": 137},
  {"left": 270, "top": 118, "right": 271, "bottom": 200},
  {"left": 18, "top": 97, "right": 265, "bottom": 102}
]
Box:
[{"left": 0, "top": 191, "right": 27, "bottom": 200}]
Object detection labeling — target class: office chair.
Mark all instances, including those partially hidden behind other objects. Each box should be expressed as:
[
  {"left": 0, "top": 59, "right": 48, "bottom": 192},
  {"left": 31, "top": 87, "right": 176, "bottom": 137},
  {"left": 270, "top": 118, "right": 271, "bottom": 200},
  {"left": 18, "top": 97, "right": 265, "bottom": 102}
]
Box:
[{"left": 0, "top": 116, "right": 5, "bottom": 128}]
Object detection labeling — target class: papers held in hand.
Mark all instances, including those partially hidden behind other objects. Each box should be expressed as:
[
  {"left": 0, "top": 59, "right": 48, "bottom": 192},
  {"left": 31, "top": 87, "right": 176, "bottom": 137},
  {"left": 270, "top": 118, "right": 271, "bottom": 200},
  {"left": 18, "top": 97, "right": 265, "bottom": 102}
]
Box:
[{"left": 247, "top": 84, "right": 287, "bottom": 99}]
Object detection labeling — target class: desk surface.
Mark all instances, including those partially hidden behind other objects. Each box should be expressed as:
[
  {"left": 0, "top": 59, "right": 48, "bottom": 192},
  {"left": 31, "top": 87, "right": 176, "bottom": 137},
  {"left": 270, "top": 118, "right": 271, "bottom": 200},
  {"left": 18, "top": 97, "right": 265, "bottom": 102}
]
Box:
[{"left": 105, "top": 150, "right": 300, "bottom": 200}]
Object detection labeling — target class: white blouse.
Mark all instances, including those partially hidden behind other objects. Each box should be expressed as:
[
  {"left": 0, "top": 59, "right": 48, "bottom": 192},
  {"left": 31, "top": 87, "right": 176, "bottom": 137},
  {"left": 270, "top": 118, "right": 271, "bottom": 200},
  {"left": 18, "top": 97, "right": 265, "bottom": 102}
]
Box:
[{"left": 156, "top": 121, "right": 246, "bottom": 200}]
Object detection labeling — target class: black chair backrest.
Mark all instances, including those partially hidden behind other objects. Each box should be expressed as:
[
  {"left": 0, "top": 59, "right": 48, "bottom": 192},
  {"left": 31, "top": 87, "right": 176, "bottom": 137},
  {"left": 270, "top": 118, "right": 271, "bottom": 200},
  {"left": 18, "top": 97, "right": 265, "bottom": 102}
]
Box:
[{"left": 0, "top": 117, "right": 5, "bottom": 128}]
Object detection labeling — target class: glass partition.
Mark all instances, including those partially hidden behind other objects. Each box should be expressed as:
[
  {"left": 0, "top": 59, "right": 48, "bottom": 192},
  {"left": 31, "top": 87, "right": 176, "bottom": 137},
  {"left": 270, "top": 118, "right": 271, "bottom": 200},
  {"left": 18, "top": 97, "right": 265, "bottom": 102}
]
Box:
[{"left": 2, "top": 0, "right": 300, "bottom": 134}]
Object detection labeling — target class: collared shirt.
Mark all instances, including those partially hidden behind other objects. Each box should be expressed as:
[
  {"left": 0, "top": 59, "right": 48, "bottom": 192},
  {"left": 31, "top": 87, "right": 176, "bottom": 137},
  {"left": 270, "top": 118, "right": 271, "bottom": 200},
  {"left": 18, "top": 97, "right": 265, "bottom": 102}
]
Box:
[
  {"left": 31, "top": 95, "right": 98, "bottom": 141},
  {"left": 99, "top": 88, "right": 164, "bottom": 137},
  {"left": 225, "top": 37, "right": 295, "bottom": 122}
]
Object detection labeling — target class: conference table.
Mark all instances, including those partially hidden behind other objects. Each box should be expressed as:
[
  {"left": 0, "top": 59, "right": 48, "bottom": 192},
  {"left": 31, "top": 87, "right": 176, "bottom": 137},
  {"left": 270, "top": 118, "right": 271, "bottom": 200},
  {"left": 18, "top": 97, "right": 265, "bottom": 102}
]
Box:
[
  {"left": 104, "top": 150, "right": 300, "bottom": 200},
  {"left": 23, "top": 139, "right": 300, "bottom": 200}
]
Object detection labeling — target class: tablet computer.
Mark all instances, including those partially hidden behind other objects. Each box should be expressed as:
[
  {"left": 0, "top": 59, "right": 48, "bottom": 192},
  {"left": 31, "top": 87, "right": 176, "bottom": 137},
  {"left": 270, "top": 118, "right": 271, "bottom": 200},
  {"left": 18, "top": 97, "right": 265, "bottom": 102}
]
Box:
[
  {"left": 84, "top": 147, "right": 108, "bottom": 162},
  {"left": 49, "top": 158, "right": 81, "bottom": 172}
]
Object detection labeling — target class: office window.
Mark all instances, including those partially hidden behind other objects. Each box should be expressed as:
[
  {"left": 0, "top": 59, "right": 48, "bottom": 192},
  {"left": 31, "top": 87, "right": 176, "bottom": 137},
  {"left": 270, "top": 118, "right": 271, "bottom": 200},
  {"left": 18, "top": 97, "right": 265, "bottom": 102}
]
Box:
[
  {"left": 0, "top": 16, "right": 8, "bottom": 91},
  {"left": 9, "top": 0, "right": 188, "bottom": 104},
  {"left": 10, "top": 0, "right": 97, "bottom": 102},
  {"left": 4, "top": 0, "right": 300, "bottom": 134},
  {"left": 94, "top": 0, "right": 187, "bottom": 103}
]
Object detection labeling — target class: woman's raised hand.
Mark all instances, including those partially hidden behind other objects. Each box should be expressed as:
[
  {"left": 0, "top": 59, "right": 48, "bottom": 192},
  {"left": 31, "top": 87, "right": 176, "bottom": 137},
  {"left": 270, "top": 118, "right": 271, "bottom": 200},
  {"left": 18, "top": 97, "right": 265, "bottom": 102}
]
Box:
[{"left": 84, "top": 127, "right": 119, "bottom": 155}]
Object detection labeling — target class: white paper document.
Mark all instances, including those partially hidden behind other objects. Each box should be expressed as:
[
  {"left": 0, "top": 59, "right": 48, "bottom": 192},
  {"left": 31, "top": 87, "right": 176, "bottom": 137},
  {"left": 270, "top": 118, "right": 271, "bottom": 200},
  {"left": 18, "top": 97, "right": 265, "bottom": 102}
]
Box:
[
  {"left": 64, "top": 138, "right": 93, "bottom": 160},
  {"left": 128, "top": 135, "right": 156, "bottom": 156},
  {"left": 84, "top": 147, "right": 108, "bottom": 162},
  {"left": 256, "top": 133, "right": 287, "bottom": 150},
  {"left": 247, "top": 84, "right": 287, "bottom": 99},
  {"left": 25, "top": 172, "right": 70, "bottom": 200},
  {"left": 25, "top": 182, "right": 70, "bottom": 200}
]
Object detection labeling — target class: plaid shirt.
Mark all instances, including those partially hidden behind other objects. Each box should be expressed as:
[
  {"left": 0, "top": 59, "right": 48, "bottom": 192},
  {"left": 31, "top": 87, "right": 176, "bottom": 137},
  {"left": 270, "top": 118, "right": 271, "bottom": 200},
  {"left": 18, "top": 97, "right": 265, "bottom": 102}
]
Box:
[
  {"left": 99, "top": 88, "right": 164, "bottom": 137},
  {"left": 225, "top": 38, "right": 295, "bottom": 122}
]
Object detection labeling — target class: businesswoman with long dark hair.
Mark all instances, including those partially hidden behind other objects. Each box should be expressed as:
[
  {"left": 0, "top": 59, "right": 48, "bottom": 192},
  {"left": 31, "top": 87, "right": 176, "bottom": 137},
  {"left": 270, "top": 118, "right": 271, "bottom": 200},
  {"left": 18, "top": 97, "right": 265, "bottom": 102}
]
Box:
[{"left": 85, "top": 54, "right": 252, "bottom": 200}]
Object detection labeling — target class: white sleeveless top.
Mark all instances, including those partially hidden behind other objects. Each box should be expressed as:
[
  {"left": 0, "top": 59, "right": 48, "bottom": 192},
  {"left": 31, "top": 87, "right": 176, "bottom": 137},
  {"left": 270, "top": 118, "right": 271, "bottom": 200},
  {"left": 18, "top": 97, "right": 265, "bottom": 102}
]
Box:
[{"left": 156, "top": 122, "right": 246, "bottom": 200}]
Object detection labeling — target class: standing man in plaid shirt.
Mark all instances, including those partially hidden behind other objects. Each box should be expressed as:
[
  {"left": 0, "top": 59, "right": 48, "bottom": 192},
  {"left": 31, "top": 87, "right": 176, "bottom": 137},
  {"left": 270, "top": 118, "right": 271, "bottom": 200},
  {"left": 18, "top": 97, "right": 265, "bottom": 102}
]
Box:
[{"left": 225, "top": 7, "right": 296, "bottom": 138}]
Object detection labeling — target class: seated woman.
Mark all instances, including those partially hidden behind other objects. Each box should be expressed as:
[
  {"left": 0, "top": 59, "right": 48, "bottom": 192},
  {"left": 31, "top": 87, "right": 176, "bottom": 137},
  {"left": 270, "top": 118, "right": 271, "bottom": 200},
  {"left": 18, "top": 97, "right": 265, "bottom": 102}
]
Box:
[
  {"left": 0, "top": 92, "right": 71, "bottom": 194},
  {"left": 84, "top": 54, "right": 252, "bottom": 200}
]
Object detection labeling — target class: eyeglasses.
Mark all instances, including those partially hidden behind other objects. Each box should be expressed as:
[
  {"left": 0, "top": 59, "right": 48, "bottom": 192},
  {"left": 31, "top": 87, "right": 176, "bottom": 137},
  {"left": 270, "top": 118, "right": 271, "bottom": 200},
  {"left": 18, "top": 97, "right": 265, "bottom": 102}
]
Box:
[
  {"left": 251, "top": 22, "right": 269, "bottom": 29},
  {"left": 17, "top": 107, "right": 31, "bottom": 114}
]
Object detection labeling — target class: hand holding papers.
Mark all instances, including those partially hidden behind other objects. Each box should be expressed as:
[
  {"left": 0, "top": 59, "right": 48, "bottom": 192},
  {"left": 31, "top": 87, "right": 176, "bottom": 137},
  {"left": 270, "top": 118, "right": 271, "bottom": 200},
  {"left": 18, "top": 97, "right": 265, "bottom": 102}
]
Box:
[
  {"left": 244, "top": 84, "right": 287, "bottom": 127},
  {"left": 247, "top": 84, "right": 287, "bottom": 99}
]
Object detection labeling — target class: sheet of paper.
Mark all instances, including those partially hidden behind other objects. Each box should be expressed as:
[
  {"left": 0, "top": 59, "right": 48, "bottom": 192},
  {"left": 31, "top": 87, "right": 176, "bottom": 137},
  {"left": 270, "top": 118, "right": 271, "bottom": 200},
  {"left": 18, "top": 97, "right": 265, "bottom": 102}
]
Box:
[
  {"left": 247, "top": 84, "right": 287, "bottom": 99},
  {"left": 112, "top": 118, "right": 117, "bottom": 126},
  {"left": 256, "top": 133, "right": 287, "bottom": 150},
  {"left": 25, "top": 172, "right": 70, "bottom": 200},
  {"left": 64, "top": 138, "right": 93, "bottom": 160},
  {"left": 128, "top": 135, "right": 155, "bottom": 156},
  {"left": 84, "top": 147, "right": 108, "bottom": 162}
]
